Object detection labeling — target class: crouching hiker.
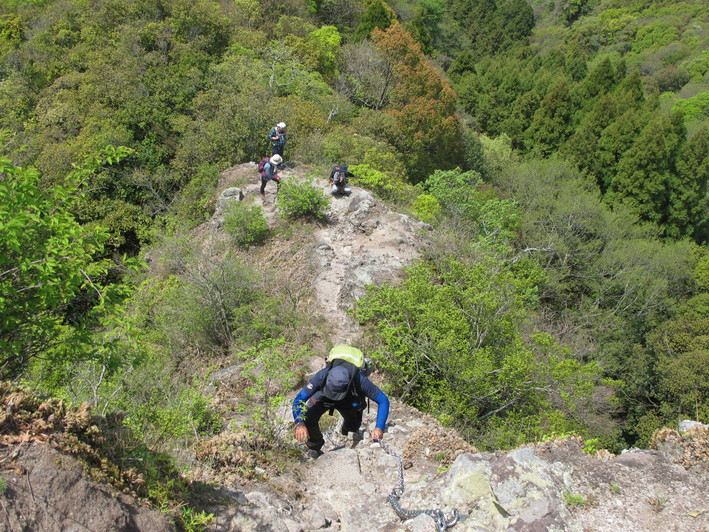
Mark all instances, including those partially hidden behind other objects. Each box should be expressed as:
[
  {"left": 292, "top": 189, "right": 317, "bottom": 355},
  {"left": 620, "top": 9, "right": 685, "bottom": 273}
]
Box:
[
  {"left": 260, "top": 154, "right": 282, "bottom": 195},
  {"left": 293, "top": 345, "right": 389, "bottom": 460},
  {"left": 328, "top": 164, "right": 355, "bottom": 195}
]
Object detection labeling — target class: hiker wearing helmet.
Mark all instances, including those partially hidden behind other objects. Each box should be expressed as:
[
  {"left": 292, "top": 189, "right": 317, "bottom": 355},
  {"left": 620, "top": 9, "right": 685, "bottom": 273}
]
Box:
[
  {"left": 292, "top": 346, "right": 389, "bottom": 460},
  {"left": 260, "top": 154, "right": 282, "bottom": 195},
  {"left": 268, "top": 121, "right": 287, "bottom": 156}
]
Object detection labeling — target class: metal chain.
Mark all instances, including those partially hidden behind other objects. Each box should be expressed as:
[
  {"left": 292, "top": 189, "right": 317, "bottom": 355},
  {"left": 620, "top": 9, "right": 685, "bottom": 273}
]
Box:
[{"left": 376, "top": 437, "right": 459, "bottom": 531}]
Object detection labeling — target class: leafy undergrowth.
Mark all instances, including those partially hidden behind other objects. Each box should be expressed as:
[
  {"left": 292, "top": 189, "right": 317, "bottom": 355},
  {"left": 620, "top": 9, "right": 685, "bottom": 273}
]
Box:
[{"left": 0, "top": 382, "right": 214, "bottom": 531}]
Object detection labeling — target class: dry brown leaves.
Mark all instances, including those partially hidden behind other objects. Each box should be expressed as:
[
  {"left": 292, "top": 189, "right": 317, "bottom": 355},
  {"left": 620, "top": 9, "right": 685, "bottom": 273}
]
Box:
[{"left": 651, "top": 426, "right": 709, "bottom": 469}]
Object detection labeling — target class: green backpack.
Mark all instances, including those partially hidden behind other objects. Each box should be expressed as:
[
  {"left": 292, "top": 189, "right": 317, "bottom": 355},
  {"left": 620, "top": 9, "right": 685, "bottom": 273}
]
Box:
[
  {"left": 326, "top": 345, "right": 374, "bottom": 375},
  {"left": 321, "top": 346, "right": 374, "bottom": 409}
]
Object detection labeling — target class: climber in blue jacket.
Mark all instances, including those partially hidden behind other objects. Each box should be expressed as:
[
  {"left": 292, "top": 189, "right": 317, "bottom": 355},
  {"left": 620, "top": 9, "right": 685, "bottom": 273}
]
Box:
[{"left": 293, "top": 361, "right": 389, "bottom": 458}]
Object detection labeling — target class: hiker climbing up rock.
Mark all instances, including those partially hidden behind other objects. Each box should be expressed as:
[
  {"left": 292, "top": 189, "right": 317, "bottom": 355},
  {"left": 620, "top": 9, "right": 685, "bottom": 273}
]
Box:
[
  {"left": 292, "top": 345, "right": 389, "bottom": 459},
  {"left": 260, "top": 154, "right": 282, "bottom": 195}
]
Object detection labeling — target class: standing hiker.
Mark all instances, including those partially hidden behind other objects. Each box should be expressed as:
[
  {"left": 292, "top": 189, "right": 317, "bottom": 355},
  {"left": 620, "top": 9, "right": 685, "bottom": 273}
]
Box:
[{"left": 268, "top": 122, "right": 287, "bottom": 157}]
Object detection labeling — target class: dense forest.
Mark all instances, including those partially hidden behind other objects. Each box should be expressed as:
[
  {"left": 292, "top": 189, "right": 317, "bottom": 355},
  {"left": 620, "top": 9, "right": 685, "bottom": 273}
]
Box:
[{"left": 1, "top": 0, "right": 708, "bottom": 522}]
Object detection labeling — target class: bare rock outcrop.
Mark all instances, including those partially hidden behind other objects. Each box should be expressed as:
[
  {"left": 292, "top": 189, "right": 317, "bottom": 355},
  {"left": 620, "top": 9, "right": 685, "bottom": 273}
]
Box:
[
  {"left": 311, "top": 187, "right": 431, "bottom": 338},
  {"left": 198, "top": 404, "right": 708, "bottom": 531},
  {"left": 0, "top": 443, "right": 174, "bottom": 532}
]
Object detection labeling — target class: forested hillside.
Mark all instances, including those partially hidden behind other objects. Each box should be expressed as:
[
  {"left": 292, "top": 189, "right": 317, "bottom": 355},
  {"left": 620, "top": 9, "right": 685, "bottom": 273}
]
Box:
[{"left": 1, "top": 0, "right": 708, "bottom": 525}]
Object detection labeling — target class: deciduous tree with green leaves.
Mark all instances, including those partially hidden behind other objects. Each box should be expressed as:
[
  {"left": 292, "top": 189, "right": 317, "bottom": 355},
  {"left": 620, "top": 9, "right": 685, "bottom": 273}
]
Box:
[
  {"left": 355, "top": 241, "right": 607, "bottom": 449},
  {"left": 635, "top": 255, "right": 709, "bottom": 442},
  {"left": 0, "top": 147, "right": 132, "bottom": 379}
]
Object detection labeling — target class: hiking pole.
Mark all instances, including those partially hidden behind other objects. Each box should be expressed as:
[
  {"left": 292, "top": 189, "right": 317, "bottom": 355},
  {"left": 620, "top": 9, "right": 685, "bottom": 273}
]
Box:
[{"left": 375, "top": 436, "right": 460, "bottom": 531}]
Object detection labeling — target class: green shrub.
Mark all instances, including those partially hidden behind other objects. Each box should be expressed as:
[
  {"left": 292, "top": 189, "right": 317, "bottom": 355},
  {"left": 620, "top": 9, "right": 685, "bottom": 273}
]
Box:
[
  {"left": 149, "top": 258, "right": 262, "bottom": 353},
  {"left": 277, "top": 178, "right": 330, "bottom": 220},
  {"left": 349, "top": 163, "right": 414, "bottom": 201},
  {"left": 320, "top": 125, "right": 405, "bottom": 175},
  {"left": 173, "top": 163, "right": 224, "bottom": 226},
  {"left": 582, "top": 437, "right": 600, "bottom": 454},
  {"left": 411, "top": 193, "right": 441, "bottom": 224},
  {"left": 113, "top": 359, "right": 224, "bottom": 446},
  {"left": 304, "top": 122, "right": 410, "bottom": 186},
  {"left": 223, "top": 201, "right": 269, "bottom": 247},
  {"left": 235, "top": 338, "right": 310, "bottom": 442}
]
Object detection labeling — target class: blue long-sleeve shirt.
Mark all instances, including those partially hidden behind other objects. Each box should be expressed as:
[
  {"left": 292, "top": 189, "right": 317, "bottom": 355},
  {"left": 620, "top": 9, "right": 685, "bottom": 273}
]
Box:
[
  {"left": 263, "top": 161, "right": 278, "bottom": 180},
  {"left": 292, "top": 367, "right": 390, "bottom": 431}
]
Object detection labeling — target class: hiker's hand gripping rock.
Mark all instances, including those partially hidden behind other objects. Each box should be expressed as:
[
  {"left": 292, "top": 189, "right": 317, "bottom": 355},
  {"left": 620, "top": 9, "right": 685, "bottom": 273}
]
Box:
[
  {"left": 295, "top": 422, "right": 309, "bottom": 442},
  {"left": 371, "top": 428, "right": 383, "bottom": 441}
]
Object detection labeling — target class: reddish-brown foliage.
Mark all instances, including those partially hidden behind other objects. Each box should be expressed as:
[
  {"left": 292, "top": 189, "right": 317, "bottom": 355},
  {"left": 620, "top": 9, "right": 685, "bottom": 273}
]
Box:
[{"left": 372, "top": 23, "right": 463, "bottom": 182}]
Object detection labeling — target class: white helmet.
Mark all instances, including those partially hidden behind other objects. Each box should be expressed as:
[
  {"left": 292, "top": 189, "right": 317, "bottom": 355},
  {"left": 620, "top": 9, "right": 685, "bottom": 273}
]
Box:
[
  {"left": 270, "top": 154, "right": 283, "bottom": 165},
  {"left": 277, "top": 122, "right": 286, "bottom": 129}
]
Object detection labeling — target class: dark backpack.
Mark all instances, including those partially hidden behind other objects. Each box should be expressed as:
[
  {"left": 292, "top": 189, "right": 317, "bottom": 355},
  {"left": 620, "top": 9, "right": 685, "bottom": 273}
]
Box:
[
  {"left": 258, "top": 157, "right": 270, "bottom": 173},
  {"left": 319, "top": 346, "right": 374, "bottom": 410},
  {"left": 320, "top": 358, "right": 363, "bottom": 409},
  {"left": 331, "top": 165, "right": 348, "bottom": 186}
]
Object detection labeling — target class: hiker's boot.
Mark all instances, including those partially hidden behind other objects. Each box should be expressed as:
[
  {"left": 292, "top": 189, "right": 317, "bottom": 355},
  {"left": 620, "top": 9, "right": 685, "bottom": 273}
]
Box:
[
  {"left": 349, "top": 430, "right": 364, "bottom": 448},
  {"left": 304, "top": 449, "right": 323, "bottom": 461}
]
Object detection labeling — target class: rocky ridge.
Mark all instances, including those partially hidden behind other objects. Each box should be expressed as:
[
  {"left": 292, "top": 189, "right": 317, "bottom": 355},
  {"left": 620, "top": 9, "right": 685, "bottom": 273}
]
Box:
[
  {"left": 202, "top": 163, "right": 709, "bottom": 532},
  {"left": 1, "top": 162, "right": 707, "bottom": 532},
  {"left": 212, "top": 161, "right": 431, "bottom": 341}
]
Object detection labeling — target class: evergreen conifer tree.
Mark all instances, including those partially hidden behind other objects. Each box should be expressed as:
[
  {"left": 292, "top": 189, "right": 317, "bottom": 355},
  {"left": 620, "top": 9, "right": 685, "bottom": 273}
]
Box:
[
  {"left": 583, "top": 57, "right": 617, "bottom": 99},
  {"left": 614, "top": 70, "right": 645, "bottom": 109},
  {"left": 667, "top": 127, "right": 709, "bottom": 239},
  {"left": 609, "top": 113, "right": 686, "bottom": 228},
  {"left": 525, "top": 79, "right": 575, "bottom": 156},
  {"left": 353, "top": 0, "right": 395, "bottom": 41},
  {"left": 406, "top": 10, "right": 433, "bottom": 56}
]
